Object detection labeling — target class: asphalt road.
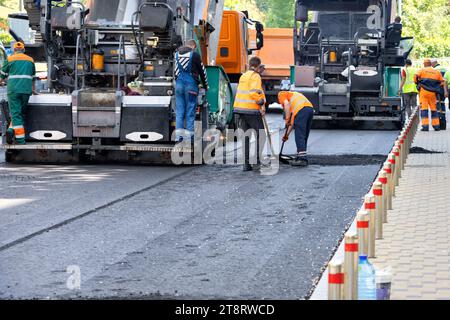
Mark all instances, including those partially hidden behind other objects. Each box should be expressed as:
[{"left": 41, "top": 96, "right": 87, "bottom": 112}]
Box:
[{"left": 0, "top": 113, "right": 399, "bottom": 299}]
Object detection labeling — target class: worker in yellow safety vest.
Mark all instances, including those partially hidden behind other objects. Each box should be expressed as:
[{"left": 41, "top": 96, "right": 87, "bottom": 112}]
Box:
[
  {"left": 278, "top": 91, "right": 314, "bottom": 167},
  {"left": 398, "top": 59, "right": 418, "bottom": 118},
  {"left": 233, "top": 56, "right": 267, "bottom": 171}
]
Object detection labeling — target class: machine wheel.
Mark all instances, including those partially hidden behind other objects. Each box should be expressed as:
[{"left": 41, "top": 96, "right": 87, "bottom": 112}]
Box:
[{"left": 5, "top": 150, "right": 15, "bottom": 163}]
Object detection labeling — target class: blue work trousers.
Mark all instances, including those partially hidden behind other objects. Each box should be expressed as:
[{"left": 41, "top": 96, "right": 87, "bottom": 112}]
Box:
[{"left": 175, "top": 78, "right": 198, "bottom": 141}]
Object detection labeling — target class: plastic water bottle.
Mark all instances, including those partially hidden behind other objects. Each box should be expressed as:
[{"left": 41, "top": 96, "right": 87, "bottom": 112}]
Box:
[{"left": 358, "top": 256, "right": 377, "bottom": 300}]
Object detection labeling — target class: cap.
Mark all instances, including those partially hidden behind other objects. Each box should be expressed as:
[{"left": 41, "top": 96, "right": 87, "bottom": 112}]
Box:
[
  {"left": 13, "top": 41, "right": 25, "bottom": 51},
  {"left": 430, "top": 58, "right": 438, "bottom": 64},
  {"left": 278, "top": 91, "right": 289, "bottom": 104}
]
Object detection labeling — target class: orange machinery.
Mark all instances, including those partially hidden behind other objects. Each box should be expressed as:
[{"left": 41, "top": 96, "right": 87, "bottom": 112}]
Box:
[
  {"left": 250, "top": 28, "right": 294, "bottom": 103},
  {"left": 249, "top": 28, "right": 293, "bottom": 80},
  {"left": 215, "top": 10, "right": 254, "bottom": 83},
  {"left": 216, "top": 18, "right": 294, "bottom": 103}
]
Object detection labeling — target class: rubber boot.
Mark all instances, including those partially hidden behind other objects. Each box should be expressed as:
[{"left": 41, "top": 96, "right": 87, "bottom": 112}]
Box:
[
  {"left": 5, "top": 128, "right": 14, "bottom": 145},
  {"left": 440, "top": 115, "right": 447, "bottom": 130}
]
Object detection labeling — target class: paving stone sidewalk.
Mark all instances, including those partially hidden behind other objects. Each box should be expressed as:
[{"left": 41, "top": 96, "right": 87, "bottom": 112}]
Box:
[{"left": 372, "top": 123, "right": 450, "bottom": 300}]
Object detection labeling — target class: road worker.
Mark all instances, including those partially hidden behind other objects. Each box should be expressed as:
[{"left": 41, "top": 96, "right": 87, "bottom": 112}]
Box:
[
  {"left": 0, "top": 41, "right": 36, "bottom": 145},
  {"left": 431, "top": 58, "right": 448, "bottom": 130},
  {"left": 398, "top": 59, "right": 418, "bottom": 118},
  {"left": 174, "top": 39, "right": 209, "bottom": 143},
  {"left": 233, "top": 56, "right": 266, "bottom": 171},
  {"left": 415, "top": 58, "right": 448, "bottom": 131},
  {"left": 278, "top": 91, "right": 314, "bottom": 167},
  {"left": 444, "top": 68, "right": 450, "bottom": 103}
]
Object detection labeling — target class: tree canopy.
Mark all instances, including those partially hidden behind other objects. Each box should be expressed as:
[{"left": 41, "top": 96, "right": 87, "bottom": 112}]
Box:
[{"left": 401, "top": 0, "right": 450, "bottom": 58}]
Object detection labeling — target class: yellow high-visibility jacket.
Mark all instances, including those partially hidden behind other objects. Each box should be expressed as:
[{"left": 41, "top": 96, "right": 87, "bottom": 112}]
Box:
[{"left": 233, "top": 70, "right": 266, "bottom": 114}]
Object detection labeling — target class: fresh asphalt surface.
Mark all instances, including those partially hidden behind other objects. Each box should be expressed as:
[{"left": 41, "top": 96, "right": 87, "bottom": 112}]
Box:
[{"left": 0, "top": 113, "right": 399, "bottom": 299}]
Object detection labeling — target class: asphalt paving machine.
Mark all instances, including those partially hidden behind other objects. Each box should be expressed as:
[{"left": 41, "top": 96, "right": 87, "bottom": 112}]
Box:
[
  {"left": 1, "top": 0, "right": 235, "bottom": 163},
  {"left": 291, "top": 0, "right": 413, "bottom": 128}
]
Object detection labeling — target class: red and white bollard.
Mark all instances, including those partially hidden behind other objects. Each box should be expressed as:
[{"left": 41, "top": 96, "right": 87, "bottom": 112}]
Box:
[
  {"left": 378, "top": 171, "right": 388, "bottom": 223},
  {"left": 393, "top": 146, "right": 401, "bottom": 184},
  {"left": 394, "top": 142, "right": 402, "bottom": 176},
  {"left": 383, "top": 163, "right": 393, "bottom": 210},
  {"left": 344, "top": 231, "right": 358, "bottom": 300},
  {"left": 364, "top": 193, "right": 376, "bottom": 258},
  {"left": 328, "top": 260, "right": 344, "bottom": 300},
  {"left": 372, "top": 181, "right": 383, "bottom": 239},
  {"left": 386, "top": 158, "right": 395, "bottom": 198},
  {"left": 398, "top": 135, "right": 406, "bottom": 170},
  {"left": 357, "top": 210, "right": 369, "bottom": 256}
]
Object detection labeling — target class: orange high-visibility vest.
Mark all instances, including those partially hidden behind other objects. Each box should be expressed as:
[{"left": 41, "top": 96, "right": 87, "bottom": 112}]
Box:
[
  {"left": 233, "top": 70, "right": 266, "bottom": 114},
  {"left": 283, "top": 92, "right": 313, "bottom": 126},
  {"left": 415, "top": 67, "right": 444, "bottom": 94}
]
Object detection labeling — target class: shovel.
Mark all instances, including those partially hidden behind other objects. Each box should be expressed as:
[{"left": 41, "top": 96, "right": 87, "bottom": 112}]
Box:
[
  {"left": 261, "top": 114, "right": 277, "bottom": 161},
  {"left": 279, "top": 125, "right": 295, "bottom": 164}
]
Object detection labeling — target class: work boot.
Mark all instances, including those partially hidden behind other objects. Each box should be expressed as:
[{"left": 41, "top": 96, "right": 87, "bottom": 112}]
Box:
[
  {"left": 291, "top": 156, "right": 309, "bottom": 167},
  {"left": 433, "top": 126, "right": 441, "bottom": 132},
  {"left": 5, "top": 129, "right": 14, "bottom": 145},
  {"left": 420, "top": 127, "right": 429, "bottom": 132},
  {"left": 252, "top": 163, "right": 272, "bottom": 172},
  {"left": 243, "top": 164, "right": 252, "bottom": 172}
]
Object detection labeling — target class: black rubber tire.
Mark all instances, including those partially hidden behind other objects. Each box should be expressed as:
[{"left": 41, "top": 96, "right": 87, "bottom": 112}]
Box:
[{"left": 5, "top": 150, "right": 14, "bottom": 163}]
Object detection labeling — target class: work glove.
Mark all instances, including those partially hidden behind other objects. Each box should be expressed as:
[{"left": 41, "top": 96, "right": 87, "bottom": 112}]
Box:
[
  {"left": 256, "top": 98, "right": 265, "bottom": 106},
  {"left": 259, "top": 105, "right": 266, "bottom": 116}
]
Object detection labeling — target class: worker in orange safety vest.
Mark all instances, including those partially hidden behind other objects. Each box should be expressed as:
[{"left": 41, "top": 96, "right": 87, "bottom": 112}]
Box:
[
  {"left": 415, "top": 58, "right": 448, "bottom": 131},
  {"left": 278, "top": 91, "right": 314, "bottom": 167}
]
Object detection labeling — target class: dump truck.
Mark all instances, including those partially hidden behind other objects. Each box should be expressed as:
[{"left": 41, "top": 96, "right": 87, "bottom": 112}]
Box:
[
  {"left": 216, "top": 10, "right": 264, "bottom": 84},
  {"left": 290, "top": 0, "right": 413, "bottom": 128},
  {"left": 0, "top": 0, "right": 263, "bottom": 164},
  {"left": 249, "top": 28, "right": 294, "bottom": 105}
]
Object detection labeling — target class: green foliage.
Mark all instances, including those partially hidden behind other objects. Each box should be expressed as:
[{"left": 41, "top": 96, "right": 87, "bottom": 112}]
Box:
[
  {"left": 0, "top": 32, "right": 12, "bottom": 44},
  {"left": 0, "top": 16, "right": 11, "bottom": 45},
  {"left": 401, "top": 0, "right": 450, "bottom": 59},
  {"left": 256, "top": 0, "right": 294, "bottom": 28},
  {"left": 224, "top": 0, "right": 294, "bottom": 27}
]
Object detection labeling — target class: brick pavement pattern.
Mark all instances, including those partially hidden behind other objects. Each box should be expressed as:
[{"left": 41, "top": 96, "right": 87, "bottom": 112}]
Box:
[{"left": 373, "top": 126, "right": 450, "bottom": 300}]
